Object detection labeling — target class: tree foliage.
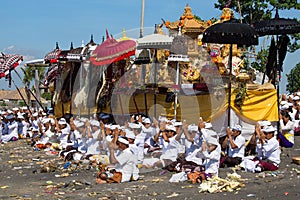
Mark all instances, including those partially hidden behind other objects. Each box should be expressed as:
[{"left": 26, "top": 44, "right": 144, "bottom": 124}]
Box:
[
  {"left": 251, "top": 48, "right": 269, "bottom": 72},
  {"left": 22, "top": 66, "right": 46, "bottom": 105},
  {"left": 286, "top": 62, "right": 300, "bottom": 93},
  {"left": 215, "top": 0, "right": 299, "bottom": 24}
]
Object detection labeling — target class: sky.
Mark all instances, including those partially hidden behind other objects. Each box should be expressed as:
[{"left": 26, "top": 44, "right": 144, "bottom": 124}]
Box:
[{"left": 0, "top": 0, "right": 299, "bottom": 93}]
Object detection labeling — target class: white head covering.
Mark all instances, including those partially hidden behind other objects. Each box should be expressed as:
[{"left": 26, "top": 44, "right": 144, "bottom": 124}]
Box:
[
  {"left": 280, "top": 100, "right": 288, "bottom": 105},
  {"left": 111, "top": 124, "right": 121, "bottom": 130},
  {"left": 188, "top": 124, "right": 198, "bottom": 132},
  {"left": 262, "top": 125, "right": 276, "bottom": 133},
  {"left": 128, "top": 122, "right": 141, "bottom": 129},
  {"left": 76, "top": 121, "right": 85, "bottom": 128},
  {"left": 166, "top": 124, "right": 176, "bottom": 132},
  {"left": 293, "top": 96, "right": 300, "bottom": 101},
  {"left": 280, "top": 104, "right": 289, "bottom": 110},
  {"left": 58, "top": 118, "right": 67, "bottom": 125},
  {"left": 173, "top": 121, "right": 182, "bottom": 126},
  {"left": 206, "top": 136, "right": 219, "bottom": 146},
  {"left": 158, "top": 116, "right": 169, "bottom": 122},
  {"left": 17, "top": 115, "right": 24, "bottom": 119},
  {"left": 22, "top": 106, "right": 28, "bottom": 110},
  {"left": 232, "top": 124, "right": 242, "bottom": 132},
  {"left": 118, "top": 137, "right": 129, "bottom": 145},
  {"left": 90, "top": 120, "right": 100, "bottom": 127},
  {"left": 204, "top": 122, "right": 213, "bottom": 129},
  {"left": 143, "top": 118, "right": 151, "bottom": 124},
  {"left": 125, "top": 129, "right": 136, "bottom": 139}
]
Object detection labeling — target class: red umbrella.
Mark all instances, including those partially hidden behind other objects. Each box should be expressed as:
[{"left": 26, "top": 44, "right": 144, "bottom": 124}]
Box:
[
  {"left": 0, "top": 53, "right": 23, "bottom": 78},
  {"left": 90, "top": 30, "right": 136, "bottom": 66}
]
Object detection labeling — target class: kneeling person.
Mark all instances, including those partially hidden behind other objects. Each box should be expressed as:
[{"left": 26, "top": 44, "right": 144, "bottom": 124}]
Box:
[{"left": 100, "top": 136, "right": 139, "bottom": 183}]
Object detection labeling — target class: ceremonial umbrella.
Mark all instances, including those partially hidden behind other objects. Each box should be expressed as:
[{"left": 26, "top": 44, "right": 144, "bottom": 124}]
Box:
[
  {"left": 202, "top": 19, "right": 259, "bottom": 127},
  {"left": 0, "top": 53, "right": 30, "bottom": 111},
  {"left": 90, "top": 30, "right": 136, "bottom": 66},
  {"left": 44, "top": 43, "right": 62, "bottom": 64},
  {"left": 0, "top": 53, "right": 23, "bottom": 79},
  {"left": 136, "top": 32, "right": 173, "bottom": 117},
  {"left": 0, "top": 53, "right": 23, "bottom": 88},
  {"left": 253, "top": 7, "right": 300, "bottom": 133}
]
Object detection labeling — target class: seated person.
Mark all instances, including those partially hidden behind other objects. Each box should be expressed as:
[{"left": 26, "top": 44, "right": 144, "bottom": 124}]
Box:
[
  {"left": 279, "top": 111, "right": 294, "bottom": 148},
  {"left": 56, "top": 118, "right": 71, "bottom": 149},
  {"left": 245, "top": 120, "right": 271, "bottom": 156},
  {"left": 188, "top": 136, "right": 221, "bottom": 183},
  {"left": 255, "top": 125, "right": 281, "bottom": 171},
  {"left": 85, "top": 120, "right": 102, "bottom": 157},
  {"left": 220, "top": 125, "right": 245, "bottom": 167},
  {"left": 143, "top": 124, "right": 180, "bottom": 168},
  {"left": 97, "top": 136, "right": 138, "bottom": 183}
]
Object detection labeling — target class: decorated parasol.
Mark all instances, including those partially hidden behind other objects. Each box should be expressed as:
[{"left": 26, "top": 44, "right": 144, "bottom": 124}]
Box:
[
  {"left": 90, "top": 30, "right": 136, "bottom": 66},
  {"left": 0, "top": 53, "right": 23, "bottom": 79},
  {"left": 44, "top": 42, "right": 62, "bottom": 64},
  {"left": 253, "top": 4, "right": 300, "bottom": 134},
  {"left": 202, "top": 19, "right": 258, "bottom": 127},
  {"left": 136, "top": 28, "right": 173, "bottom": 117},
  {"left": 0, "top": 53, "right": 23, "bottom": 88}
]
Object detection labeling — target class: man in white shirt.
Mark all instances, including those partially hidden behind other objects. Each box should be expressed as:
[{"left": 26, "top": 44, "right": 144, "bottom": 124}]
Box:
[
  {"left": 68, "top": 120, "right": 87, "bottom": 153},
  {"left": 255, "top": 125, "right": 280, "bottom": 171},
  {"left": 57, "top": 118, "right": 71, "bottom": 149},
  {"left": 200, "top": 136, "right": 221, "bottom": 178},
  {"left": 85, "top": 119, "right": 101, "bottom": 156},
  {"left": 220, "top": 125, "right": 245, "bottom": 167},
  {"left": 125, "top": 129, "right": 139, "bottom": 179},
  {"left": 153, "top": 125, "right": 181, "bottom": 168},
  {"left": 108, "top": 136, "right": 138, "bottom": 182},
  {"left": 1, "top": 114, "right": 19, "bottom": 143}
]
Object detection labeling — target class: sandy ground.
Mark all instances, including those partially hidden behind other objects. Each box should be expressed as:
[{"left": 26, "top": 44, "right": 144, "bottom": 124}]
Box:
[{"left": 0, "top": 136, "right": 300, "bottom": 200}]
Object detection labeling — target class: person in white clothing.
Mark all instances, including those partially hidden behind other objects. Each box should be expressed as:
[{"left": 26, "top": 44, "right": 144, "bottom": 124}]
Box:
[
  {"left": 56, "top": 118, "right": 71, "bottom": 149},
  {"left": 106, "top": 136, "right": 138, "bottom": 183},
  {"left": 201, "top": 136, "right": 221, "bottom": 177},
  {"left": 125, "top": 129, "right": 139, "bottom": 179},
  {"left": 220, "top": 125, "right": 245, "bottom": 167},
  {"left": 17, "top": 114, "right": 27, "bottom": 139},
  {"left": 1, "top": 114, "right": 19, "bottom": 143},
  {"left": 152, "top": 124, "right": 181, "bottom": 168},
  {"left": 85, "top": 119, "right": 102, "bottom": 156},
  {"left": 255, "top": 125, "right": 281, "bottom": 171},
  {"left": 279, "top": 111, "right": 294, "bottom": 148},
  {"left": 71, "top": 120, "right": 87, "bottom": 153}
]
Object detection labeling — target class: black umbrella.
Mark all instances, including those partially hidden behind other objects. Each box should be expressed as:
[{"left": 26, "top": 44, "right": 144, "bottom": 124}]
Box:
[
  {"left": 254, "top": 10, "right": 300, "bottom": 37},
  {"left": 253, "top": 7, "right": 300, "bottom": 134},
  {"left": 202, "top": 19, "right": 259, "bottom": 127}
]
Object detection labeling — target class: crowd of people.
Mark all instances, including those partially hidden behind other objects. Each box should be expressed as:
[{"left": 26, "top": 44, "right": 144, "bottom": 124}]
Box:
[{"left": 0, "top": 91, "right": 299, "bottom": 183}]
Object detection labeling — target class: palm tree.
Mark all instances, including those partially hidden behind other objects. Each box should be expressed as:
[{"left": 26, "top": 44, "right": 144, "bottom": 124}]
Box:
[{"left": 22, "top": 66, "right": 46, "bottom": 106}]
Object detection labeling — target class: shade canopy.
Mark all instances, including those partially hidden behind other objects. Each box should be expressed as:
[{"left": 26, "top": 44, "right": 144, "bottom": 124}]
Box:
[
  {"left": 0, "top": 53, "right": 23, "bottom": 78},
  {"left": 254, "top": 18, "right": 300, "bottom": 36},
  {"left": 136, "top": 33, "right": 173, "bottom": 50},
  {"left": 254, "top": 9, "right": 300, "bottom": 36},
  {"left": 90, "top": 30, "right": 136, "bottom": 66},
  {"left": 44, "top": 48, "right": 62, "bottom": 64},
  {"left": 202, "top": 19, "right": 259, "bottom": 46}
]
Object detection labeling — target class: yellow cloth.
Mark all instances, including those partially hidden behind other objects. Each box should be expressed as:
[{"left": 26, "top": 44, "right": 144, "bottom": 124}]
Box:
[{"left": 54, "top": 88, "right": 278, "bottom": 123}]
